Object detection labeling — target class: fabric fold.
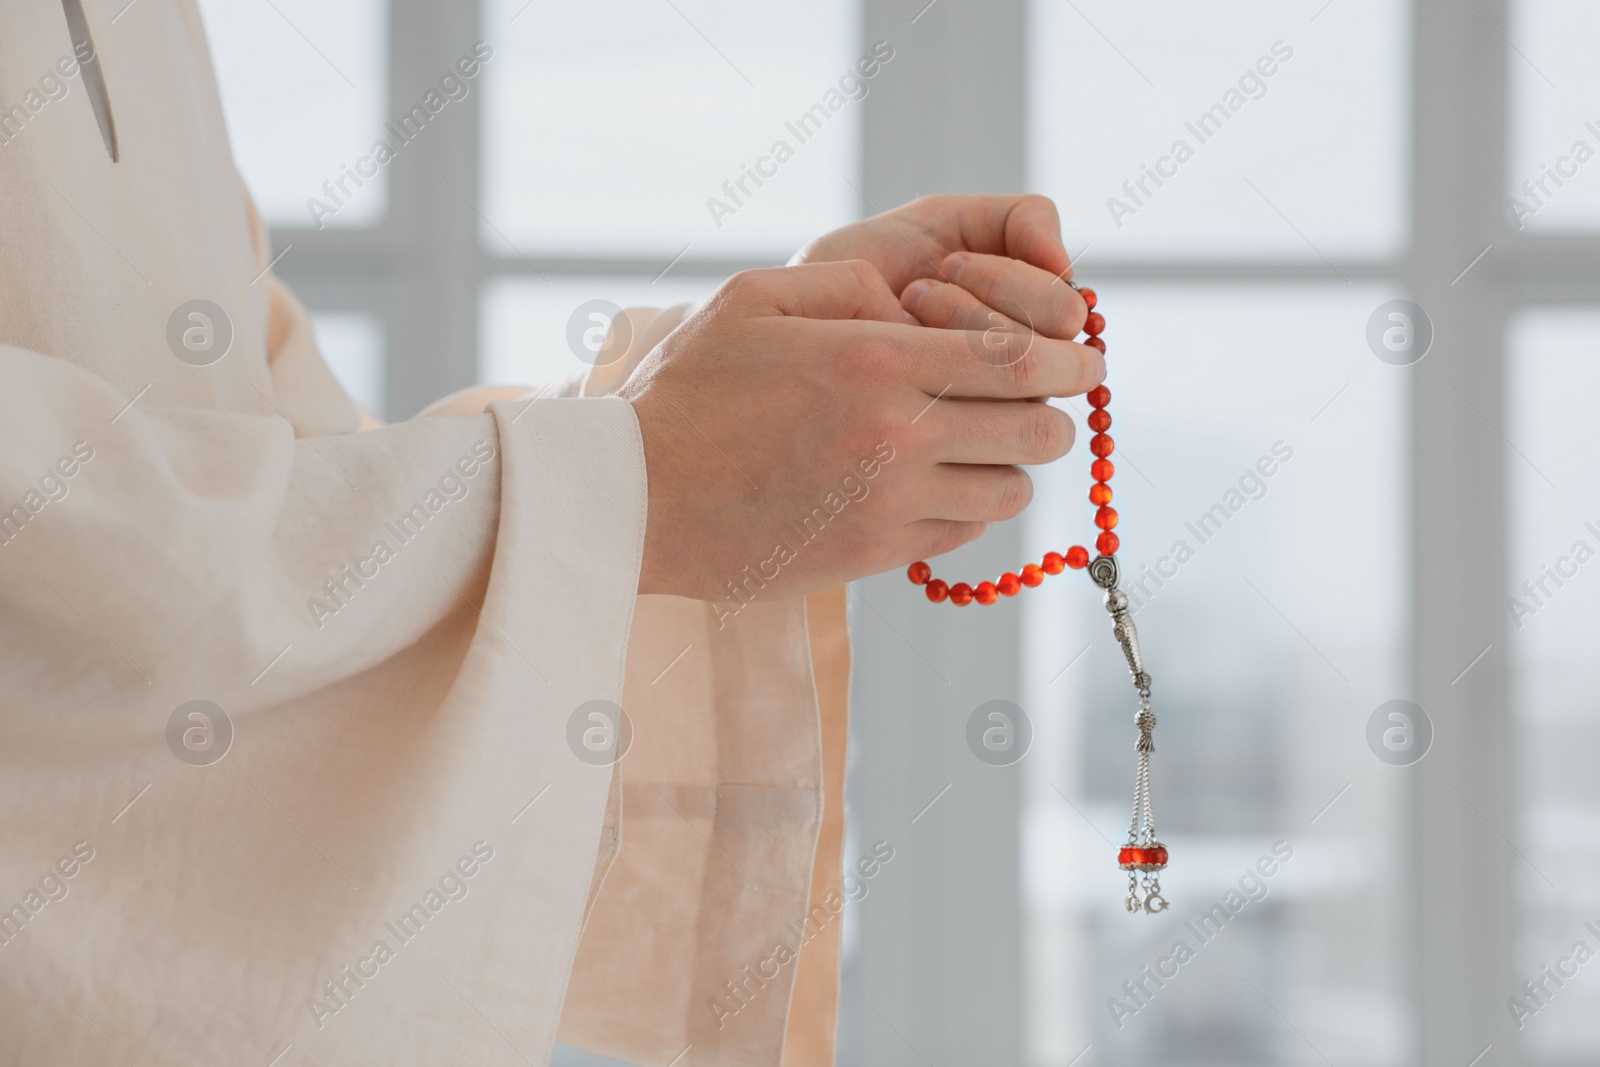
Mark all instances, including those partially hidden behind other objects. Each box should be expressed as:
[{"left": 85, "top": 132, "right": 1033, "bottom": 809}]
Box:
[{"left": 554, "top": 307, "right": 854, "bottom": 1067}]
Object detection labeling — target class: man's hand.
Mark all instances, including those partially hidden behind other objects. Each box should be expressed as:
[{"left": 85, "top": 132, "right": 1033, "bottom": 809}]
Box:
[
  {"left": 621, "top": 260, "right": 1102, "bottom": 603},
  {"left": 791, "top": 194, "right": 1091, "bottom": 351}
]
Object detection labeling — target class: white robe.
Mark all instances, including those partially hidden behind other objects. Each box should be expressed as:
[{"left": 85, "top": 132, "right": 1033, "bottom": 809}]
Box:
[{"left": 0, "top": 3, "right": 849, "bottom": 1065}]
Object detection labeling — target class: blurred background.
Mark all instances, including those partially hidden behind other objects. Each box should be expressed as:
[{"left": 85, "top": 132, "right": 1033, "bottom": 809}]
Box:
[{"left": 198, "top": 0, "right": 1600, "bottom": 1063}]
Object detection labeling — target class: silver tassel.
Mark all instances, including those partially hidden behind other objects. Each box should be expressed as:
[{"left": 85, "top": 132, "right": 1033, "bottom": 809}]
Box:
[{"left": 1091, "top": 555, "right": 1168, "bottom": 914}]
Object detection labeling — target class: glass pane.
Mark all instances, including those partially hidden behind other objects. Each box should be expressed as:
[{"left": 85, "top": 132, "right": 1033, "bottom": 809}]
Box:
[
  {"left": 478, "top": 274, "right": 716, "bottom": 391},
  {"left": 1023, "top": 284, "right": 1411, "bottom": 1065},
  {"left": 480, "top": 0, "right": 861, "bottom": 259},
  {"left": 310, "top": 312, "right": 387, "bottom": 418},
  {"left": 1507, "top": 0, "right": 1600, "bottom": 232},
  {"left": 1506, "top": 308, "right": 1600, "bottom": 1062},
  {"left": 1028, "top": 0, "right": 1410, "bottom": 261},
  {"left": 198, "top": 0, "right": 389, "bottom": 229}
]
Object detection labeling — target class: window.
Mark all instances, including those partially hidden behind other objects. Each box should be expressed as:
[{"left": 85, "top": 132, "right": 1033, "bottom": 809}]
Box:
[
  {"left": 1507, "top": 0, "right": 1600, "bottom": 231},
  {"left": 198, "top": 0, "right": 390, "bottom": 230},
  {"left": 199, "top": 0, "right": 1599, "bottom": 1062},
  {"left": 1029, "top": 0, "right": 1409, "bottom": 260},
  {"left": 1507, "top": 308, "right": 1600, "bottom": 1060},
  {"left": 479, "top": 0, "right": 860, "bottom": 258}
]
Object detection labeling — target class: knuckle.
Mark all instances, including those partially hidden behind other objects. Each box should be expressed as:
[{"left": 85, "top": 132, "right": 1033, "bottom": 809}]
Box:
[
  {"left": 1021, "top": 192, "right": 1059, "bottom": 217},
  {"left": 844, "top": 258, "right": 892, "bottom": 302},
  {"left": 719, "top": 269, "right": 767, "bottom": 303},
  {"left": 1028, "top": 405, "right": 1072, "bottom": 460},
  {"left": 847, "top": 333, "right": 895, "bottom": 377},
  {"left": 892, "top": 406, "right": 929, "bottom": 456},
  {"left": 858, "top": 411, "right": 898, "bottom": 456},
  {"left": 843, "top": 391, "right": 899, "bottom": 452},
  {"left": 843, "top": 257, "right": 879, "bottom": 284},
  {"left": 995, "top": 468, "right": 1033, "bottom": 520},
  {"left": 939, "top": 249, "right": 970, "bottom": 279},
  {"left": 914, "top": 282, "right": 960, "bottom": 327},
  {"left": 867, "top": 334, "right": 915, "bottom": 382},
  {"left": 1007, "top": 346, "right": 1043, "bottom": 393}
]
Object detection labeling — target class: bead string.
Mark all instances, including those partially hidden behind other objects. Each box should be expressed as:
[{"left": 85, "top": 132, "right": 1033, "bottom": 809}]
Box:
[
  {"left": 905, "top": 285, "right": 1119, "bottom": 605},
  {"left": 903, "top": 282, "right": 1172, "bottom": 915}
]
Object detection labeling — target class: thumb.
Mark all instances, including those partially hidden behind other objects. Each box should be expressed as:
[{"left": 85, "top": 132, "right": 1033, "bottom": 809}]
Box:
[{"left": 1001, "top": 196, "right": 1074, "bottom": 279}]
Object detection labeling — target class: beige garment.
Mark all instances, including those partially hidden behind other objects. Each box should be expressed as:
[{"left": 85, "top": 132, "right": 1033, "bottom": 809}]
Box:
[{"left": 0, "top": 4, "right": 847, "bottom": 1066}]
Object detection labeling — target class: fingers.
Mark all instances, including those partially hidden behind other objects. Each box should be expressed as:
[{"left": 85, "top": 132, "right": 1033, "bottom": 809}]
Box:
[
  {"left": 724, "top": 260, "right": 916, "bottom": 325},
  {"left": 917, "top": 463, "right": 1034, "bottom": 522},
  {"left": 899, "top": 277, "right": 1045, "bottom": 370},
  {"left": 891, "top": 322, "right": 1105, "bottom": 399},
  {"left": 925, "top": 253, "right": 1089, "bottom": 339},
  {"left": 814, "top": 317, "right": 1101, "bottom": 399},
  {"left": 901, "top": 276, "right": 1028, "bottom": 335},
  {"left": 918, "top": 397, "right": 1076, "bottom": 466}
]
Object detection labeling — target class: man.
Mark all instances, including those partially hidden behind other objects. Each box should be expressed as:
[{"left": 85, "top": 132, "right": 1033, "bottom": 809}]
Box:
[{"left": 0, "top": 3, "right": 1096, "bottom": 1065}]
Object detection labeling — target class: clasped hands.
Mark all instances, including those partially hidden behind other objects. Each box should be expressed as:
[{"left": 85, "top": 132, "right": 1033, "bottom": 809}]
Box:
[{"left": 623, "top": 194, "right": 1104, "bottom": 601}]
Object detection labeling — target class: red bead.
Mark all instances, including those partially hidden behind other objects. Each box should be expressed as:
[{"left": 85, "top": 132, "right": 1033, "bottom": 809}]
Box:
[
  {"left": 1090, "top": 433, "right": 1114, "bottom": 458},
  {"left": 1041, "top": 552, "right": 1065, "bottom": 575},
  {"left": 1118, "top": 845, "right": 1168, "bottom": 870},
  {"left": 1065, "top": 545, "right": 1089, "bottom": 569},
  {"left": 1089, "top": 483, "right": 1112, "bottom": 506},
  {"left": 907, "top": 560, "right": 931, "bottom": 585},
  {"left": 949, "top": 582, "right": 974, "bottom": 606},
  {"left": 925, "top": 579, "right": 948, "bottom": 603},
  {"left": 1020, "top": 564, "right": 1044, "bottom": 587},
  {"left": 1091, "top": 458, "right": 1114, "bottom": 482},
  {"left": 1097, "top": 531, "right": 1119, "bottom": 555},
  {"left": 1095, "top": 506, "right": 1118, "bottom": 531},
  {"left": 974, "top": 581, "right": 999, "bottom": 605},
  {"left": 998, "top": 572, "right": 1022, "bottom": 596},
  {"left": 1087, "top": 409, "right": 1111, "bottom": 433},
  {"left": 1087, "top": 385, "right": 1111, "bottom": 409},
  {"left": 1083, "top": 311, "right": 1105, "bottom": 337},
  {"left": 1079, "top": 287, "right": 1097, "bottom": 311},
  {"left": 1085, "top": 336, "right": 1106, "bottom": 355}
]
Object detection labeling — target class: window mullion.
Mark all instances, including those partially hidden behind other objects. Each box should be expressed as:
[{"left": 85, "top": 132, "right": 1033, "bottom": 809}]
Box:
[
  {"left": 842, "top": 1, "right": 1029, "bottom": 1064},
  {"left": 1406, "top": 0, "right": 1516, "bottom": 1061},
  {"left": 384, "top": 0, "right": 485, "bottom": 418}
]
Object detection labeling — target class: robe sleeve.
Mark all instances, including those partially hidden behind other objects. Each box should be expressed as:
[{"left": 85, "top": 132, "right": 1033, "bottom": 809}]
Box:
[
  {"left": 0, "top": 339, "right": 646, "bottom": 729},
  {"left": 0, "top": 255, "right": 664, "bottom": 1067}
]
